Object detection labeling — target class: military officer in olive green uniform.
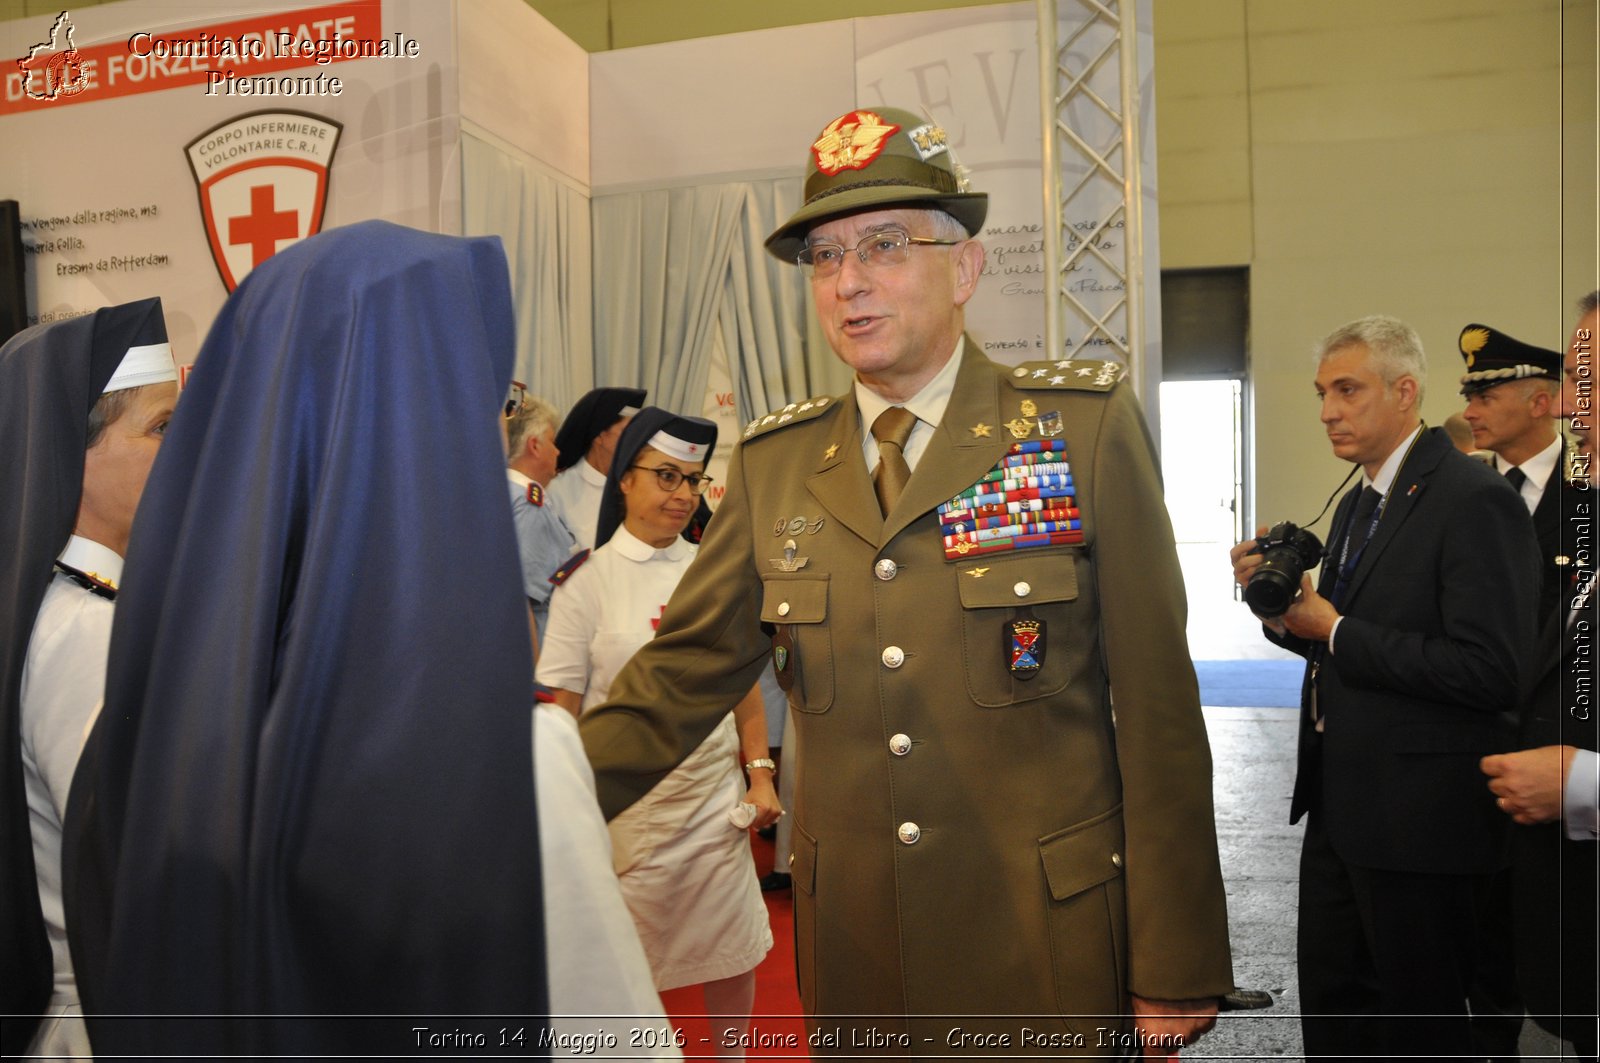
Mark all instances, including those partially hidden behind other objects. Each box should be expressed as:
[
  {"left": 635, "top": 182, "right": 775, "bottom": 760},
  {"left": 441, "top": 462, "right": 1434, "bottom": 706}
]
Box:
[{"left": 580, "top": 106, "right": 1232, "bottom": 1055}]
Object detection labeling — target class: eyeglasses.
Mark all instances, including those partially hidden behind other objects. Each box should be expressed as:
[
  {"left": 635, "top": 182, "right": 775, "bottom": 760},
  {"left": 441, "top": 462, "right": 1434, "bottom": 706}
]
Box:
[
  {"left": 796, "top": 229, "right": 962, "bottom": 279},
  {"left": 629, "top": 465, "right": 714, "bottom": 495},
  {"left": 503, "top": 380, "right": 527, "bottom": 419}
]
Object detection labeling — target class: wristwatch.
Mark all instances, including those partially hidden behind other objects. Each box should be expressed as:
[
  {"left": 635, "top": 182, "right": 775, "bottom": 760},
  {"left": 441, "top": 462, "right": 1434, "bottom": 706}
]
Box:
[{"left": 744, "top": 757, "right": 777, "bottom": 774}]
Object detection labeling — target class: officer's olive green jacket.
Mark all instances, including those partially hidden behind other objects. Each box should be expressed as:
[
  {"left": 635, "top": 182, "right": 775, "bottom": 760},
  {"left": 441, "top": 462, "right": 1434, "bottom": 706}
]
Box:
[{"left": 581, "top": 345, "right": 1232, "bottom": 1046}]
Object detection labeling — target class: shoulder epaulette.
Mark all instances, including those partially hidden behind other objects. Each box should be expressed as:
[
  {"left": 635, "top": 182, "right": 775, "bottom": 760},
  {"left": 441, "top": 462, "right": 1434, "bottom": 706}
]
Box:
[
  {"left": 1008, "top": 358, "right": 1127, "bottom": 393},
  {"left": 53, "top": 560, "right": 117, "bottom": 600},
  {"left": 548, "top": 548, "right": 590, "bottom": 587},
  {"left": 526, "top": 482, "right": 544, "bottom": 508},
  {"left": 741, "top": 395, "right": 837, "bottom": 441}
]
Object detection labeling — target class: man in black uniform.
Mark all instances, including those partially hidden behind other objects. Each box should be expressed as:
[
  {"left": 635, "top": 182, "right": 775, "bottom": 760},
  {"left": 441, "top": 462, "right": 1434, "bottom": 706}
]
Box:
[
  {"left": 1481, "top": 293, "right": 1599, "bottom": 1060},
  {"left": 1455, "top": 322, "right": 1566, "bottom": 1060}
]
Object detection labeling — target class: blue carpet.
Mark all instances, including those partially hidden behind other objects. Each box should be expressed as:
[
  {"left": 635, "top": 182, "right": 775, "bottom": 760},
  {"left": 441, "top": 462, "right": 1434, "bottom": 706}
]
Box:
[{"left": 1194, "top": 659, "right": 1303, "bottom": 708}]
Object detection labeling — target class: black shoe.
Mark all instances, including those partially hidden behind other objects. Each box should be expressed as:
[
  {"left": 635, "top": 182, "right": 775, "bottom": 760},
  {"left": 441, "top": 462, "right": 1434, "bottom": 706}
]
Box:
[
  {"left": 1219, "top": 987, "right": 1274, "bottom": 1011},
  {"left": 760, "top": 871, "right": 792, "bottom": 892}
]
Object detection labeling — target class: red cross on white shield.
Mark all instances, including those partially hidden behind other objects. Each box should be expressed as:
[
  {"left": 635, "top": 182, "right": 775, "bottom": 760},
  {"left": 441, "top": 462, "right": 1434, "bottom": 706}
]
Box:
[{"left": 186, "top": 112, "right": 342, "bottom": 293}]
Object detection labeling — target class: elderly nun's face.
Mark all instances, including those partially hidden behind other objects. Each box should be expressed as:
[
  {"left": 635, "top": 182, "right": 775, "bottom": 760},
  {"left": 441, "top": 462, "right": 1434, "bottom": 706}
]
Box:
[
  {"left": 80, "top": 380, "right": 178, "bottom": 556},
  {"left": 620, "top": 445, "right": 704, "bottom": 547}
]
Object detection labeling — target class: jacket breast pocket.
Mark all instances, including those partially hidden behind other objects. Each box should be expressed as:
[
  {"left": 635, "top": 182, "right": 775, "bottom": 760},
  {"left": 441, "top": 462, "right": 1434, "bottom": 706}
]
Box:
[
  {"left": 958, "top": 550, "right": 1079, "bottom": 707},
  {"left": 1039, "top": 806, "right": 1127, "bottom": 1031},
  {"left": 761, "top": 577, "right": 833, "bottom": 713}
]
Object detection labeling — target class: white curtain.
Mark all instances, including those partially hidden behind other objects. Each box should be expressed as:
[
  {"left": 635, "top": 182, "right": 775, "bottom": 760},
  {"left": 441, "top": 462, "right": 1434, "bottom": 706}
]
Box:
[
  {"left": 591, "top": 178, "right": 848, "bottom": 425},
  {"left": 460, "top": 131, "right": 594, "bottom": 411}
]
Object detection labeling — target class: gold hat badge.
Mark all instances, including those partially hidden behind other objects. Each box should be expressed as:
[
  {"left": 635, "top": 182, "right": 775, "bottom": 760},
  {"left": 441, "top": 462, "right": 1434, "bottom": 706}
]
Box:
[
  {"left": 1459, "top": 326, "right": 1490, "bottom": 369},
  {"left": 812, "top": 110, "right": 899, "bottom": 175}
]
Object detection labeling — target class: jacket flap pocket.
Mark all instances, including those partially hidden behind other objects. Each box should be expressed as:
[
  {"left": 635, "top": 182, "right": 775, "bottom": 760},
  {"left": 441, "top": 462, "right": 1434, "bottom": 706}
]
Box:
[
  {"left": 791, "top": 822, "right": 818, "bottom": 896},
  {"left": 958, "top": 551, "right": 1078, "bottom": 609},
  {"left": 761, "top": 577, "right": 828, "bottom": 624},
  {"left": 1039, "top": 806, "right": 1125, "bottom": 901}
]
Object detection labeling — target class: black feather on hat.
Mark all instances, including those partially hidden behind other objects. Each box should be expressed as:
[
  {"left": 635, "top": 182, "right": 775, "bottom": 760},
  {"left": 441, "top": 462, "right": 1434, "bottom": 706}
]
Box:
[
  {"left": 554, "top": 387, "right": 647, "bottom": 471},
  {"left": 1458, "top": 324, "right": 1562, "bottom": 396}
]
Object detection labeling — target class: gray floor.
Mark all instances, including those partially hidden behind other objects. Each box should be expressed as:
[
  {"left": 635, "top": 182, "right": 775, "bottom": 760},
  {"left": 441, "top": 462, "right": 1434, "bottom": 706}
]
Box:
[
  {"left": 1196, "top": 705, "right": 1305, "bottom": 1061},
  {"left": 1192, "top": 704, "right": 1581, "bottom": 1061}
]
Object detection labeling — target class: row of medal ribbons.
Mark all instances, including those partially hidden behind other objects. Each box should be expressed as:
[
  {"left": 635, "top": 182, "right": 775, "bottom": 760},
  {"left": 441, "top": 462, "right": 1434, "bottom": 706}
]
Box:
[{"left": 936, "top": 439, "right": 1085, "bottom": 560}]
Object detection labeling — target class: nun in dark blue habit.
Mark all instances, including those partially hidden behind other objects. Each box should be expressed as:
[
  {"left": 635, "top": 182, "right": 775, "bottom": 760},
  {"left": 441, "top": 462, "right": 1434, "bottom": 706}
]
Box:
[
  {"left": 0, "top": 299, "right": 171, "bottom": 1059},
  {"left": 64, "top": 221, "right": 550, "bottom": 1054}
]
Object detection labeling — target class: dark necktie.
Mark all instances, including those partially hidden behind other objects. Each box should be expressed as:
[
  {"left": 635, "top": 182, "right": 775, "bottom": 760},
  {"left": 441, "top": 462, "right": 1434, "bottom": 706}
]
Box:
[
  {"left": 1505, "top": 466, "right": 1527, "bottom": 492},
  {"left": 871, "top": 406, "right": 918, "bottom": 516},
  {"left": 1331, "top": 486, "right": 1381, "bottom": 608}
]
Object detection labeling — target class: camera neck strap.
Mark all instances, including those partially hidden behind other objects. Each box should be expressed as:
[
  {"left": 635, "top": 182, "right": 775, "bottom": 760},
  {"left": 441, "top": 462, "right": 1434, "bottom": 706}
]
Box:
[{"left": 1336, "top": 486, "right": 1385, "bottom": 576}]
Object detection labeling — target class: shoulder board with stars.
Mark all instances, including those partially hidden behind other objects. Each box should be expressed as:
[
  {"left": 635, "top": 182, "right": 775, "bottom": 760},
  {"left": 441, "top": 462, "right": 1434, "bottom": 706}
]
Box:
[
  {"left": 548, "top": 548, "right": 590, "bottom": 587},
  {"left": 526, "top": 482, "right": 544, "bottom": 507},
  {"left": 742, "top": 396, "right": 836, "bottom": 441},
  {"left": 1010, "top": 359, "right": 1127, "bottom": 392}
]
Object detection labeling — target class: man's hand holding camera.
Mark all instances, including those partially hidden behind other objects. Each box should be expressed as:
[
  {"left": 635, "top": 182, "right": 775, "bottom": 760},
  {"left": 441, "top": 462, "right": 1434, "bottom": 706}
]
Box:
[{"left": 1230, "top": 525, "right": 1339, "bottom": 643}]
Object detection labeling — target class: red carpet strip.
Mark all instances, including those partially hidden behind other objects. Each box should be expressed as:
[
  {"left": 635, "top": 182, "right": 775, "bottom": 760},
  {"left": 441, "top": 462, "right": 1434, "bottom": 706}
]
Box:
[{"left": 659, "top": 831, "right": 805, "bottom": 1057}]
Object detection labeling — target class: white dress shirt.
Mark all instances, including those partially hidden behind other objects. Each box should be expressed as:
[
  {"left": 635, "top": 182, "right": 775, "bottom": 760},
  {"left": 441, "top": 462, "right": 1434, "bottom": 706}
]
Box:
[
  {"left": 19, "top": 534, "right": 122, "bottom": 1059},
  {"left": 1492, "top": 434, "right": 1563, "bottom": 514}
]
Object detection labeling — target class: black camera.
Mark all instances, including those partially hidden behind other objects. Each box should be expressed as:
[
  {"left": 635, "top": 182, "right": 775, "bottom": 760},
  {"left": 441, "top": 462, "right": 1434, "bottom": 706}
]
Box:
[{"left": 1244, "top": 522, "right": 1325, "bottom": 619}]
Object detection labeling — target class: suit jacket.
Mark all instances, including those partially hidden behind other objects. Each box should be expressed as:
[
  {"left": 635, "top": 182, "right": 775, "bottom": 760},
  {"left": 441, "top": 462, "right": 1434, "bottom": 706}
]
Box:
[
  {"left": 581, "top": 345, "right": 1233, "bottom": 1041},
  {"left": 1272, "top": 427, "right": 1539, "bottom": 875}
]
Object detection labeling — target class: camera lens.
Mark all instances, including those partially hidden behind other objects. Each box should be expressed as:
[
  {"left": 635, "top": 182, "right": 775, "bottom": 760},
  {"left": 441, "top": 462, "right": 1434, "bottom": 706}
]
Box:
[{"left": 1244, "top": 565, "right": 1298, "bottom": 618}]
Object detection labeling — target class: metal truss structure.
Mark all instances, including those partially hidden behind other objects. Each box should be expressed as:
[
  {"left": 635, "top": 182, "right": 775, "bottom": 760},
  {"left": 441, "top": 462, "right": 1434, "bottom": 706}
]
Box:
[{"left": 1036, "top": 0, "right": 1145, "bottom": 395}]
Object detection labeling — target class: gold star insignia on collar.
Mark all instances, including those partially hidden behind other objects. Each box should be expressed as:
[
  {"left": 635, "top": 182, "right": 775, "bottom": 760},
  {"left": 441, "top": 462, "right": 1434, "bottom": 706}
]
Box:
[
  {"left": 823, "top": 443, "right": 840, "bottom": 461},
  {"left": 970, "top": 422, "right": 992, "bottom": 438},
  {"left": 964, "top": 566, "right": 990, "bottom": 578}
]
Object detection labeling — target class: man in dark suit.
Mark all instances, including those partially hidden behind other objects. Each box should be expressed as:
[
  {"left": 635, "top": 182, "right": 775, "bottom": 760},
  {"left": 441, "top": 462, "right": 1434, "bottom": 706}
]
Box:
[
  {"left": 1481, "top": 293, "right": 1599, "bottom": 1060},
  {"left": 1231, "top": 315, "right": 1539, "bottom": 1061}
]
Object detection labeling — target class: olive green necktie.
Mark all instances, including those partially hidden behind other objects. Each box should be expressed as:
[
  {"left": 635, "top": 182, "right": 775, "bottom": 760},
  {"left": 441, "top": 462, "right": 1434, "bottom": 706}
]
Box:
[{"left": 871, "top": 406, "right": 918, "bottom": 516}]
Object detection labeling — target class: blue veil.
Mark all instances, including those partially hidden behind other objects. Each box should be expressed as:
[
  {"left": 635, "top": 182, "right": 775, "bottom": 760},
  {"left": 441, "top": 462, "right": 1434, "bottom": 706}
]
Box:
[
  {"left": 0, "top": 300, "right": 164, "bottom": 1055},
  {"left": 66, "top": 222, "right": 546, "bottom": 1052}
]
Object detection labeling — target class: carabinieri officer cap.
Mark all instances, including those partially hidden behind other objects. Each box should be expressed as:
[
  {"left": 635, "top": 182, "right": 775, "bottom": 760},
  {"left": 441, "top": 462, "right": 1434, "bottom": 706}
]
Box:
[{"left": 1457, "top": 323, "right": 1563, "bottom": 396}]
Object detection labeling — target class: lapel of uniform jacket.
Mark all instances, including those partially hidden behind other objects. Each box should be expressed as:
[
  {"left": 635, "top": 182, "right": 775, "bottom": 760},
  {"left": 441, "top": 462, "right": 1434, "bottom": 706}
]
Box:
[
  {"left": 881, "top": 341, "right": 1012, "bottom": 547},
  {"left": 1340, "top": 427, "right": 1446, "bottom": 608},
  {"left": 1532, "top": 460, "right": 1562, "bottom": 557},
  {"left": 804, "top": 396, "right": 883, "bottom": 547}
]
